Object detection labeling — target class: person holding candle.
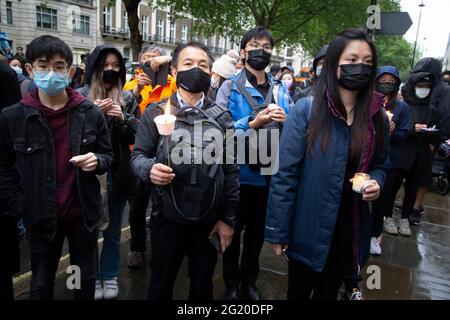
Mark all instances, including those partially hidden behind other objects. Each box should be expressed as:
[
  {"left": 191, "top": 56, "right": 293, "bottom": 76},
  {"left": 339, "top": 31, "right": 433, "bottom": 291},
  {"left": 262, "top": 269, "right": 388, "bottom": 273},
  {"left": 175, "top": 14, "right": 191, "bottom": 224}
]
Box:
[
  {"left": 131, "top": 41, "right": 239, "bottom": 301},
  {"left": 370, "top": 66, "right": 411, "bottom": 252},
  {"left": 215, "top": 26, "right": 292, "bottom": 301},
  {"left": 265, "top": 29, "right": 390, "bottom": 300},
  {"left": 77, "top": 44, "right": 140, "bottom": 300},
  {"left": 380, "top": 65, "right": 443, "bottom": 234}
]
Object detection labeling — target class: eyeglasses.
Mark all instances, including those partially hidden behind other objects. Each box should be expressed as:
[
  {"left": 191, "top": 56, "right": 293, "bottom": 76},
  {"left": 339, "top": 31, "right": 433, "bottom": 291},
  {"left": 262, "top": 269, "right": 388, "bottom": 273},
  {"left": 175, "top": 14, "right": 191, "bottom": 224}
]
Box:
[
  {"left": 246, "top": 42, "right": 273, "bottom": 52},
  {"left": 32, "top": 64, "right": 68, "bottom": 75}
]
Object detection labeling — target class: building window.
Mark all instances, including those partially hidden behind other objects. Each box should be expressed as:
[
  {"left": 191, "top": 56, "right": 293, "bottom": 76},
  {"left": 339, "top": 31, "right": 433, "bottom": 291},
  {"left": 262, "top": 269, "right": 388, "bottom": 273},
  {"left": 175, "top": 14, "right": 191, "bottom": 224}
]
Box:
[
  {"left": 36, "top": 6, "right": 57, "bottom": 30},
  {"left": 219, "top": 37, "right": 225, "bottom": 50},
  {"left": 157, "top": 19, "right": 164, "bottom": 42},
  {"left": 6, "top": 1, "right": 13, "bottom": 24},
  {"left": 123, "top": 11, "right": 129, "bottom": 33},
  {"left": 123, "top": 47, "right": 130, "bottom": 62},
  {"left": 73, "top": 14, "right": 90, "bottom": 36},
  {"left": 103, "top": 6, "right": 112, "bottom": 30},
  {"left": 141, "top": 15, "right": 148, "bottom": 38},
  {"left": 181, "top": 25, "right": 187, "bottom": 43},
  {"left": 286, "top": 48, "right": 293, "bottom": 57},
  {"left": 169, "top": 21, "right": 175, "bottom": 43}
]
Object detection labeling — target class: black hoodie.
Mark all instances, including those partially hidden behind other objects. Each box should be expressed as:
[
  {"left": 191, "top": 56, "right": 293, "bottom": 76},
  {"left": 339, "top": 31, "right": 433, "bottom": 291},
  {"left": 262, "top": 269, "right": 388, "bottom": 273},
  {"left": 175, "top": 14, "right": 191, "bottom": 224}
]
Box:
[
  {"left": 84, "top": 44, "right": 127, "bottom": 86},
  {"left": 397, "top": 71, "right": 435, "bottom": 171},
  {"left": 411, "top": 58, "right": 450, "bottom": 139}
]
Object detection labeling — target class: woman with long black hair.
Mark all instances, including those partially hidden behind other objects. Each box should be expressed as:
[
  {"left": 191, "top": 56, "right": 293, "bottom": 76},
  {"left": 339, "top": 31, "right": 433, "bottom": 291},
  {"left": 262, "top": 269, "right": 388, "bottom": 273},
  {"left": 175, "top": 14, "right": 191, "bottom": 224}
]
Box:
[
  {"left": 265, "top": 29, "right": 390, "bottom": 300},
  {"left": 78, "top": 45, "right": 140, "bottom": 300}
]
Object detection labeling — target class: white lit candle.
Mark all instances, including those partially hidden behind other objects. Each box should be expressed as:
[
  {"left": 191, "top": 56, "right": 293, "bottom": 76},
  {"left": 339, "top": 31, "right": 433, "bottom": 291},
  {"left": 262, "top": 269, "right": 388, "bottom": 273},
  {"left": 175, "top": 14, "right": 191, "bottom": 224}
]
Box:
[
  {"left": 386, "top": 111, "right": 394, "bottom": 122},
  {"left": 154, "top": 99, "right": 176, "bottom": 136},
  {"left": 352, "top": 173, "right": 372, "bottom": 194}
]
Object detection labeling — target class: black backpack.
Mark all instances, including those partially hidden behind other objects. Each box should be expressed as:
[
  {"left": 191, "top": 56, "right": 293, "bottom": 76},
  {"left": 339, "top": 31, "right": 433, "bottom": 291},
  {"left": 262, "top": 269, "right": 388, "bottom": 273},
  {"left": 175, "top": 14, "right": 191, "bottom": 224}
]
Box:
[
  {"left": 233, "top": 72, "right": 280, "bottom": 171},
  {"left": 155, "top": 99, "right": 228, "bottom": 224}
]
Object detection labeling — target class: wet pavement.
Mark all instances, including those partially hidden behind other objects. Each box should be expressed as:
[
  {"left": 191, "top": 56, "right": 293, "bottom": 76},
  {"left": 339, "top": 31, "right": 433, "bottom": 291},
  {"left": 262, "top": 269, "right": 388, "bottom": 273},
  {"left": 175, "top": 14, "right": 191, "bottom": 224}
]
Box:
[{"left": 13, "top": 187, "right": 450, "bottom": 300}]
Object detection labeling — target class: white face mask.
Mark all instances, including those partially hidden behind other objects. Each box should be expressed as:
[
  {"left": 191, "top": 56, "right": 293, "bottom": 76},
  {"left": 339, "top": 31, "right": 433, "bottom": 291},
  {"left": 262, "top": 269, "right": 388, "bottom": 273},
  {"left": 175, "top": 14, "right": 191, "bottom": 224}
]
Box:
[
  {"left": 210, "top": 78, "right": 219, "bottom": 89},
  {"left": 316, "top": 66, "right": 323, "bottom": 77},
  {"left": 415, "top": 87, "right": 431, "bottom": 99}
]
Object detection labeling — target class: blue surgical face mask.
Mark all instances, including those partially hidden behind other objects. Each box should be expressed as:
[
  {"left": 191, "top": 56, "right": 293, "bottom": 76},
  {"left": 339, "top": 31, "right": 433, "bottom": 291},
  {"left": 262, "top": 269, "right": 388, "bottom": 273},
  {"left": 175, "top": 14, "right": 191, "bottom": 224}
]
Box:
[
  {"left": 34, "top": 71, "right": 69, "bottom": 96},
  {"left": 11, "top": 66, "right": 23, "bottom": 75}
]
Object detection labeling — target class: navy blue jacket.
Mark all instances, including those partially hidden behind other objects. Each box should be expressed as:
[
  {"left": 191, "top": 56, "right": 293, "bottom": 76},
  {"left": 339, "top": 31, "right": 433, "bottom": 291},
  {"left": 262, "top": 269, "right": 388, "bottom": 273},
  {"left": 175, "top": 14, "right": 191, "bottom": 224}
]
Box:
[
  {"left": 385, "top": 99, "right": 411, "bottom": 169},
  {"left": 265, "top": 94, "right": 390, "bottom": 273},
  {"left": 375, "top": 66, "right": 412, "bottom": 169}
]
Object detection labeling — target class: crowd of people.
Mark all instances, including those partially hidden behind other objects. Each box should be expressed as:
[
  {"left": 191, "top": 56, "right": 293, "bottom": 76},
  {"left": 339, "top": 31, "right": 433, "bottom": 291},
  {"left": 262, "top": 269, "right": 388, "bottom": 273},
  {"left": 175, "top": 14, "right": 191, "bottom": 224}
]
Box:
[{"left": 1, "top": 25, "right": 450, "bottom": 302}]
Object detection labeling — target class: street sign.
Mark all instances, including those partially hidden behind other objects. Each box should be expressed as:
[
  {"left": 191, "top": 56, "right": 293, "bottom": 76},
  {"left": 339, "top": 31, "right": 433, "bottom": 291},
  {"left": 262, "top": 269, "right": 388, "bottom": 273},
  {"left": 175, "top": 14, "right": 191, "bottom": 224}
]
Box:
[{"left": 377, "top": 12, "right": 413, "bottom": 36}]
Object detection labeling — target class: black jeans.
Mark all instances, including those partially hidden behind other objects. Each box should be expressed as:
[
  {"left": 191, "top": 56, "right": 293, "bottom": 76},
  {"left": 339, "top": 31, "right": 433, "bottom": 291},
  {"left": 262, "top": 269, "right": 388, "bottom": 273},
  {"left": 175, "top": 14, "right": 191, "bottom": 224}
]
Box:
[
  {"left": 222, "top": 185, "right": 269, "bottom": 288},
  {"left": 385, "top": 168, "right": 418, "bottom": 217},
  {"left": 0, "top": 271, "right": 14, "bottom": 300},
  {"left": 28, "top": 219, "right": 98, "bottom": 300},
  {"left": 148, "top": 214, "right": 217, "bottom": 300},
  {"left": 129, "top": 185, "right": 151, "bottom": 253}
]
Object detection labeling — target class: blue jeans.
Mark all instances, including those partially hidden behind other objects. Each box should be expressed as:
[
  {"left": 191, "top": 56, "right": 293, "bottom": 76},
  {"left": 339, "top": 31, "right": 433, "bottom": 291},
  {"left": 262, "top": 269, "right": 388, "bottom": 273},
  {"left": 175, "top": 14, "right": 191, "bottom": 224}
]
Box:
[{"left": 95, "top": 173, "right": 126, "bottom": 280}]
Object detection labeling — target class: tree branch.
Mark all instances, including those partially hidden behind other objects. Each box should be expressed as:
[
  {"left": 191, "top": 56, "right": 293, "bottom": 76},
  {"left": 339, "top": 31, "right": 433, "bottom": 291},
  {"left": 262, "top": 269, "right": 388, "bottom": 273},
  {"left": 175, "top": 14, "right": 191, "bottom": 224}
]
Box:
[{"left": 274, "top": 4, "right": 328, "bottom": 44}]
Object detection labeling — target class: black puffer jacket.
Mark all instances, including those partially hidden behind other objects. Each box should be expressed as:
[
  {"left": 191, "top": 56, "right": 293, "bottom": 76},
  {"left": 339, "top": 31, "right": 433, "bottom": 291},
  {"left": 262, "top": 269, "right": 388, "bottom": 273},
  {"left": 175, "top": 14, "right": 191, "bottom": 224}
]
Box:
[{"left": 78, "top": 45, "right": 141, "bottom": 202}]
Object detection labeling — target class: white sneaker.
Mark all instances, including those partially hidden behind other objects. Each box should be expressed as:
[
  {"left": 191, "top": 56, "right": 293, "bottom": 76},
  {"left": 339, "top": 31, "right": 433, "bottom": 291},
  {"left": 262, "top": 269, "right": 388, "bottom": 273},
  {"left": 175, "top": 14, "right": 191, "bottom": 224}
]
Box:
[
  {"left": 370, "top": 237, "right": 382, "bottom": 255},
  {"left": 94, "top": 280, "right": 103, "bottom": 300},
  {"left": 103, "top": 277, "right": 119, "bottom": 300},
  {"left": 399, "top": 218, "right": 412, "bottom": 237},
  {"left": 383, "top": 217, "right": 398, "bottom": 235}
]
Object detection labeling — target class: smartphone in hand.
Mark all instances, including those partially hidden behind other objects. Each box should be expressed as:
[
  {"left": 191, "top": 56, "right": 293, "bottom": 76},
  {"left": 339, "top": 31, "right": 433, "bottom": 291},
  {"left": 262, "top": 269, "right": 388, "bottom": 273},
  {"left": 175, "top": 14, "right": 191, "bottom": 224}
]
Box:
[{"left": 210, "top": 232, "right": 222, "bottom": 254}]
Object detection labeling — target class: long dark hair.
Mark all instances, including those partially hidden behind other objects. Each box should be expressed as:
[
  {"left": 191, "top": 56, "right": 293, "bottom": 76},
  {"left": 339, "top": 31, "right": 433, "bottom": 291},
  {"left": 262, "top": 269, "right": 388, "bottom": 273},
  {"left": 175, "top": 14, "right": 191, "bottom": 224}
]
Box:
[
  {"left": 307, "top": 28, "right": 385, "bottom": 163},
  {"left": 89, "top": 49, "right": 125, "bottom": 106}
]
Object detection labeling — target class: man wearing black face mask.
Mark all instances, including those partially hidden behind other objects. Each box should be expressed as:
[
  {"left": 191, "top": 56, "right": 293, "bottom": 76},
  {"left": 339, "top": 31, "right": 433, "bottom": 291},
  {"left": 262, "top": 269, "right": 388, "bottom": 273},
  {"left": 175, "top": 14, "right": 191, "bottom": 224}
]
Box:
[
  {"left": 216, "top": 27, "right": 292, "bottom": 300},
  {"left": 131, "top": 42, "right": 239, "bottom": 300}
]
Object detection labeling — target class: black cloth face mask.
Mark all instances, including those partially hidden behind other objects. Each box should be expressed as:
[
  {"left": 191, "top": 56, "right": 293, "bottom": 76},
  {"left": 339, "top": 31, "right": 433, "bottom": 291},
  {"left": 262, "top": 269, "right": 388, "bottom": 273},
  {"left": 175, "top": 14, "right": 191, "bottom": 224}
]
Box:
[
  {"left": 247, "top": 50, "right": 272, "bottom": 71},
  {"left": 176, "top": 67, "right": 211, "bottom": 93},
  {"left": 338, "top": 63, "right": 373, "bottom": 91},
  {"left": 376, "top": 82, "right": 399, "bottom": 95},
  {"left": 103, "top": 69, "right": 121, "bottom": 84}
]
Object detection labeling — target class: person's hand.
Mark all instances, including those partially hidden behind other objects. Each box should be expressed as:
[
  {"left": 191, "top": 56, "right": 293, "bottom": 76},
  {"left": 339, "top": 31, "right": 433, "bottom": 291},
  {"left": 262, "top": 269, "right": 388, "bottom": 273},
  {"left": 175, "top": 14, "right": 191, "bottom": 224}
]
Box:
[
  {"left": 95, "top": 98, "right": 113, "bottom": 113},
  {"left": 249, "top": 108, "right": 272, "bottom": 129},
  {"left": 136, "top": 72, "right": 152, "bottom": 89},
  {"left": 268, "top": 104, "right": 286, "bottom": 124},
  {"left": 362, "top": 180, "right": 381, "bottom": 201},
  {"left": 209, "top": 221, "right": 234, "bottom": 253},
  {"left": 389, "top": 121, "right": 396, "bottom": 134},
  {"left": 430, "top": 144, "right": 435, "bottom": 153},
  {"left": 106, "top": 104, "right": 124, "bottom": 122},
  {"left": 148, "top": 56, "right": 171, "bottom": 72},
  {"left": 70, "top": 153, "right": 98, "bottom": 172},
  {"left": 272, "top": 244, "right": 289, "bottom": 256},
  {"left": 150, "top": 163, "right": 175, "bottom": 186},
  {"left": 415, "top": 123, "right": 427, "bottom": 133}
]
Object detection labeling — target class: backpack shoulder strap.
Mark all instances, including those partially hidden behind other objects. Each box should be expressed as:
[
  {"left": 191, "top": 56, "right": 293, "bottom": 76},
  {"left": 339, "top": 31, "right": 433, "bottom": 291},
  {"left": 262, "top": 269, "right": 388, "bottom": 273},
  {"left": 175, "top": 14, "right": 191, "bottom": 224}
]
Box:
[
  {"left": 204, "top": 104, "right": 228, "bottom": 120},
  {"left": 232, "top": 71, "right": 274, "bottom": 111}
]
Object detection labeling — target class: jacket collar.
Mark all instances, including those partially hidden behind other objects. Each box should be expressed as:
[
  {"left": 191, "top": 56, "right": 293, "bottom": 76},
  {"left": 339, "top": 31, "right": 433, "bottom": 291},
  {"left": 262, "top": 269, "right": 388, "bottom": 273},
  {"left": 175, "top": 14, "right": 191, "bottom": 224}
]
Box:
[
  {"left": 326, "top": 90, "right": 384, "bottom": 121},
  {"left": 22, "top": 88, "right": 92, "bottom": 119}
]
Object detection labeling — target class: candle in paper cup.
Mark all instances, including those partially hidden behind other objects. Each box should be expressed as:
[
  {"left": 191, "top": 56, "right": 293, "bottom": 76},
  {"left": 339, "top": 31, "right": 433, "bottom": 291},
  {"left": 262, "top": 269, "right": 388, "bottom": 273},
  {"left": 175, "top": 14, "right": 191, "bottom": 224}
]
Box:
[
  {"left": 352, "top": 173, "right": 372, "bottom": 194},
  {"left": 386, "top": 111, "right": 394, "bottom": 121},
  {"left": 154, "top": 99, "right": 176, "bottom": 135}
]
